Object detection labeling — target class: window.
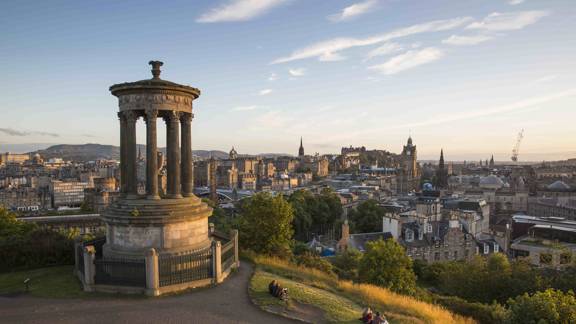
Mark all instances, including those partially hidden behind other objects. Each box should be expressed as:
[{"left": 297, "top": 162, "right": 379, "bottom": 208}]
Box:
[
  {"left": 540, "top": 253, "right": 553, "bottom": 265},
  {"left": 434, "top": 252, "right": 440, "bottom": 261},
  {"left": 453, "top": 251, "right": 458, "bottom": 259},
  {"left": 426, "top": 223, "right": 433, "bottom": 233},
  {"left": 444, "top": 251, "right": 449, "bottom": 260},
  {"left": 484, "top": 243, "right": 490, "bottom": 254},
  {"left": 405, "top": 230, "right": 414, "bottom": 242},
  {"left": 560, "top": 252, "right": 572, "bottom": 265},
  {"left": 494, "top": 243, "right": 499, "bottom": 253}
]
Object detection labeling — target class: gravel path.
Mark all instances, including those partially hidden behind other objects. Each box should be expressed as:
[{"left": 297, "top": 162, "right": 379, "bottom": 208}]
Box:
[{"left": 0, "top": 263, "right": 299, "bottom": 324}]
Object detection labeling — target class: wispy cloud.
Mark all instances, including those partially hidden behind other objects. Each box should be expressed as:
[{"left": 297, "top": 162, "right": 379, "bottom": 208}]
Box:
[
  {"left": 259, "top": 89, "right": 273, "bottom": 95},
  {"left": 0, "top": 128, "right": 59, "bottom": 137},
  {"left": 509, "top": 0, "right": 525, "bottom": 5},
  {"left": 196, "top": 0, "right": 288, "bottom": 23},
  {"left": 535, "top": 74, "right": 558, "bottom": 83},
  {"left": 466, "top": 10, "right": 549, "bottom": 31},
  {"left": 391, "top": 88, "right": 576, "bottom": 129},
  {"left": 232, "top": 105, "right": 259, "bottom": 111},
  {"left": 288, "top": 68, "right": 306, "bottom": 77},
  {"left": 368, "top": 47, "right": 444, "bottom": 75},
  {"left": 328, "top": 0, "right": 379, "bottom": 22},
  {"left": 365, "top": 42, "right": 403, "bottom": 60},
  {"left": 442, "top": 34, "right": 493, "bottom": 46},
  {"left": 268, "top": 73, "right": 278, "bottom": 81},
  {"left": 271, "top": 16, "right": 473, "bottom": 64}
]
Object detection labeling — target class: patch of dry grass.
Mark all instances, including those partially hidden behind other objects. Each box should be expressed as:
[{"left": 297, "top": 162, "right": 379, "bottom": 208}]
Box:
[{"left": 249, "top": 254, "right": 476, "bottom": 324}]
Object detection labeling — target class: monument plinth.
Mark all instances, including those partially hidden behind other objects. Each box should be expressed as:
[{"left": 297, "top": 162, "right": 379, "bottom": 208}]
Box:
[{"left": 102, "top": 61, "right": 211, "bottom": 259}]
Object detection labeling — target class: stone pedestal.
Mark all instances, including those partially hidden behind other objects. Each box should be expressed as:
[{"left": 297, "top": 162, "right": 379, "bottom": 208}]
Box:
[{"left": 101, "top": 196, "right": 212, "bottom": 259}]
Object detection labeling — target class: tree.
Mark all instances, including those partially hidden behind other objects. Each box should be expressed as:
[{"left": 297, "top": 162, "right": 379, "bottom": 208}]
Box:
[
  {"left": 332, "top": 248, "right": 362, "bottom": 280},
  {"left": 358, "top": 238, "right": 417, "bottom": 295},
  {"left": 289, "top": 188, "right": 342, "bottom": 241},
  {"left": 507, "top": 289, "right": 576, "bottom": 324},
  {"left": 238, "top": 192, "right": 294, "bottom": 256},
  {"left": 0, "top": 207, "right": 37, "bottom": 238},
  {"left": 348, "top": 199, "right": 384, "bottom": 233}
]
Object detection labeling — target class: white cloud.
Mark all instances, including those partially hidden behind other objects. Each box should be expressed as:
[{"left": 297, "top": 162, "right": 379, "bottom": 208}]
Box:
[
  {"left": 196, "top": 0, "right": 287, "bottom": 23},
  {"left": 329, "top": 0, "right": 379, "bottom": 22},
  {"left": 271, "top": 16, "right": 472, "bottom": 64},
  {"left": 232, "top": 105, "right": 259, "bottom": 111},
  {"left": 259, "top": 89, "right": 273, "bottom": 95},
  {"left": 466, "top": 10, "right": 549, "bottom": 31},
  {"left": 366, "top": 42, "right": 403, "bottom": 60},
  {"left": 369, "top": 47, "right": 444, "bottom": 75},
  {"left": 390, "top": 88, "right": 576, "bottom": 129},
  {"left": 509, "top": 0, "right": 525, "bottom": 5},
  {"left": 442, "top": 34, "right": 493, "bottom": 46},
  {"left": 535, "top": 74, "right": 558, "bottom": 83},
  {"left": 288, "top": 68, "right": 306, "bottom": 76},
  {"left": 268, "top": 73, "right": 278, "bottom": 81}
]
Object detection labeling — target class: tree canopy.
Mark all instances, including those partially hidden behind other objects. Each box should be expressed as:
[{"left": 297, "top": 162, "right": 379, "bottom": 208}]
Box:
[
  {"left": 288, "top": 188, "right": 342, "bottom": 241},
  {"left": 238, "top": 192, "right": 294, "bottom": 256},
  {"left": 348, "top": 199, "right": 385, "bottom": 233},
  {"left": 358, "top": 238, "right": 417, "bottom": 295}
]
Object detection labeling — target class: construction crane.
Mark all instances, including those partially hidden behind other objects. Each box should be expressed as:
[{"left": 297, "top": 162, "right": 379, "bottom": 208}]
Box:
[{"left": 511, "top": 129, "right": 524, "bottom": 162}]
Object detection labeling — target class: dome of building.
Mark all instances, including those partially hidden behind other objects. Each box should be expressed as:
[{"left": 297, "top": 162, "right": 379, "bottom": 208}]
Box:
[
  {"left": 547, "top": 180, "right": 571, "bottom": 191},
  {"left": 422, "top": 182, "right": 433, "bottom": 191},
  {"left": 479, "top": 175, "right": 504, "bottom": 189}
]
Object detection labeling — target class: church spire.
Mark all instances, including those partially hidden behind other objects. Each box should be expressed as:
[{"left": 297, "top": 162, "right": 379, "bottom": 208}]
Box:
[
  {"left": 439, "top": 149, "right": 445, "bottom": 169},
  {"left": 298, "top": 137, "right": 304, "bottom": 157}
]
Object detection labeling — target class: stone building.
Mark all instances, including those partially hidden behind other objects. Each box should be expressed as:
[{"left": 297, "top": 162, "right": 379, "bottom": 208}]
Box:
[
  {"left": 50, "top": 180, "right": 89, "bottom": 208},
  {"left": 83, "top": 177, "right": 119, "bottom": 213},
  {"left": 398, "top": 136, "right": 421, "bottom": 193},
  {"left": 528, "top": 196, "right": 576, "bottom": 220}
]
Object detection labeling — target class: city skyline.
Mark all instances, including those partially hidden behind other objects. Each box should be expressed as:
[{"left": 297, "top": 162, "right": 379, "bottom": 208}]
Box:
[{"left": 1, "top": 0, "right": 575, "bottom": 161}]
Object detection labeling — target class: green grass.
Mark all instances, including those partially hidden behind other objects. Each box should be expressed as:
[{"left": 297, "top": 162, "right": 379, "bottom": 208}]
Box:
[
  {"left": 250, "top": 270, "right": 363, "bottom": 323},
  {"left": 0, "top": 266, "right": 86, "bottom": 298}
]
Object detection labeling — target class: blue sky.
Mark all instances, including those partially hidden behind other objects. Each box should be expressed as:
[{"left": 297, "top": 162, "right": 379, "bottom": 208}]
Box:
[{"left": 0, "top": 0, "right": 575, "bottom": 161}]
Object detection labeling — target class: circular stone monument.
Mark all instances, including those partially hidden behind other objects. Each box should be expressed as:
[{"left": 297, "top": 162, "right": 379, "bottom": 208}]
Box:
[{"left": 102, "top": 61, "right": 212, "bottom": 259}]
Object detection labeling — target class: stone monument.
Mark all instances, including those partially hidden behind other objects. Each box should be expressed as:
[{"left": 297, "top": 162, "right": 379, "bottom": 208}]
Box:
[{"left": 102, "top": 61, "right": 212, "bottom": 259}]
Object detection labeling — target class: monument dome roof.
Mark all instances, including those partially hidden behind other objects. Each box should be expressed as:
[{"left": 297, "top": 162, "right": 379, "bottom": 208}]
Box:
[
  {"left": 109, "top": 61, "right": 200, "bottom": 98},
  {"left": 547, "top": 180, "right": 570, "bottom": 191}
]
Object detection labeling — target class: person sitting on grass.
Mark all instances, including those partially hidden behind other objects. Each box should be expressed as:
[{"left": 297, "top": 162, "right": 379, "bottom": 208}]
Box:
[
  {"left": 361, "top": 307, "right": 373, "bottom": 323},
  {"left": 372, "top": 312, "right": 388, "bottom": 324},
  {"left": 268, "top": 280, "right": 279, "bottom": 296}
]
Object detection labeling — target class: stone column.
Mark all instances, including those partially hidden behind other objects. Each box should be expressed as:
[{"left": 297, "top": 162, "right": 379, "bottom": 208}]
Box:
[
  {"left": 180, "top": 113, "right": 193, "bottom": 196},
  {"left": 83, "top": 245, "right": 96, "bottom": 292},
  {"left": 231, "top": 229, "right": 240, "bottom": 268},
  {"left": 145, "top": 248, "right": 160, "bottom": 296},
  {"left": 145, "top": 109, "right": 160, "bottom": 200},
  {"left": 125, "top": 111, "right": 139, "bottom": 198},
  {"left": 118, "top": 112, "right": 127, "bottom": 195},
  {"left": 212, "top": 240, "right": 222, "bottom": 284},
  {"left": 165, "top": 111, "right": 181, "bottom": 198}
]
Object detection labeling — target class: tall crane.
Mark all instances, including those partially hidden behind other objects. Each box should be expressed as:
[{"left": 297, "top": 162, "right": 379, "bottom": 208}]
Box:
[{"left": 511, "top": 129, "right": 524, "bottom": 162}]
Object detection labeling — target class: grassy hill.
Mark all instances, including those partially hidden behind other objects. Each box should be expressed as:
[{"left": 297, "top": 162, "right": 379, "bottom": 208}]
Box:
[
  {"left": 32, "top": 144, "right": 228, "bottom": 162},
  {"left": 248, "top": 254, "right": 474, "bottom": 324}
]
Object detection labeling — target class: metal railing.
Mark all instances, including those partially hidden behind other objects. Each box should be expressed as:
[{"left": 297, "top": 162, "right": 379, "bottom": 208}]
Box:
[
  {"left": 158, "top": 246, "right": 213, "bottom": 287},
  {"left": 94, "top": 257, "right": 146, "bottom": 287},
  {"left": 221, "top": 240, "right": 235, "bottom": 272}
]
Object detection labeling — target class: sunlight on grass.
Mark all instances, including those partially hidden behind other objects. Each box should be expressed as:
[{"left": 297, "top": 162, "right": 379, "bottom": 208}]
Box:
[
  {"left": 251, "top": 270, "right": 362, "bottom": 323},
  {"left": 250, "top": 254, "right": 476, "bottom": 324}
]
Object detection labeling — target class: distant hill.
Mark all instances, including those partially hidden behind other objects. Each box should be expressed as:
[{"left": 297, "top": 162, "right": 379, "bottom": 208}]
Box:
[{"left": 31, "top": 144, "right": 228, "bottom": 162}]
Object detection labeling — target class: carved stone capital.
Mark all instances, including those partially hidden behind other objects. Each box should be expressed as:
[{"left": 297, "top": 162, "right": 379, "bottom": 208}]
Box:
[
  {"left": 179, "top": 112, "right": 192, "bottom": 124},
  {"left": 144, "top": 109, "right": 158, "bottom": 123},
  {"left": 124, "top": 110, "right": 139, "bottom": 123},
  {"left": 163, "top": 110, "right": 180, "bottom": 124}
]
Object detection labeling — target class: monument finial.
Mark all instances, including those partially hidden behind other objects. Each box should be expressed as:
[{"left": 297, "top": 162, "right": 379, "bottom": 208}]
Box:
[{"left": 148, "top": 60, "right": 164, "bottom": 79}]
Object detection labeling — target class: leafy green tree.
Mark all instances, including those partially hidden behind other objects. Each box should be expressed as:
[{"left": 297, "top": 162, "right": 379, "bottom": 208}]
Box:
[
  {"left": 238, "top": 192, "right": 294, "bottom": 256},
  {"left": 332, "top": 248, "right": 362, "bottom": 280},
  {"left": 205, "top": 198, "right": 237, "bottom": 232},
  {"left": 295, "top": 252, "right": 334, "bottom": 274},
  {"left": 0, "top": 207, "right": 37, "bottom": 238},
  {"left": 507, "top": 289, "right": 576, "bottom": 324},
  {"left": 289, "top": 188, "right": 342, "bottom": 241},
  {"left": 348, "top": 199, "right": 384, "bottom": 233},
  {"left": 358, "top": 238, "right": 417, "bottom": 295}
]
